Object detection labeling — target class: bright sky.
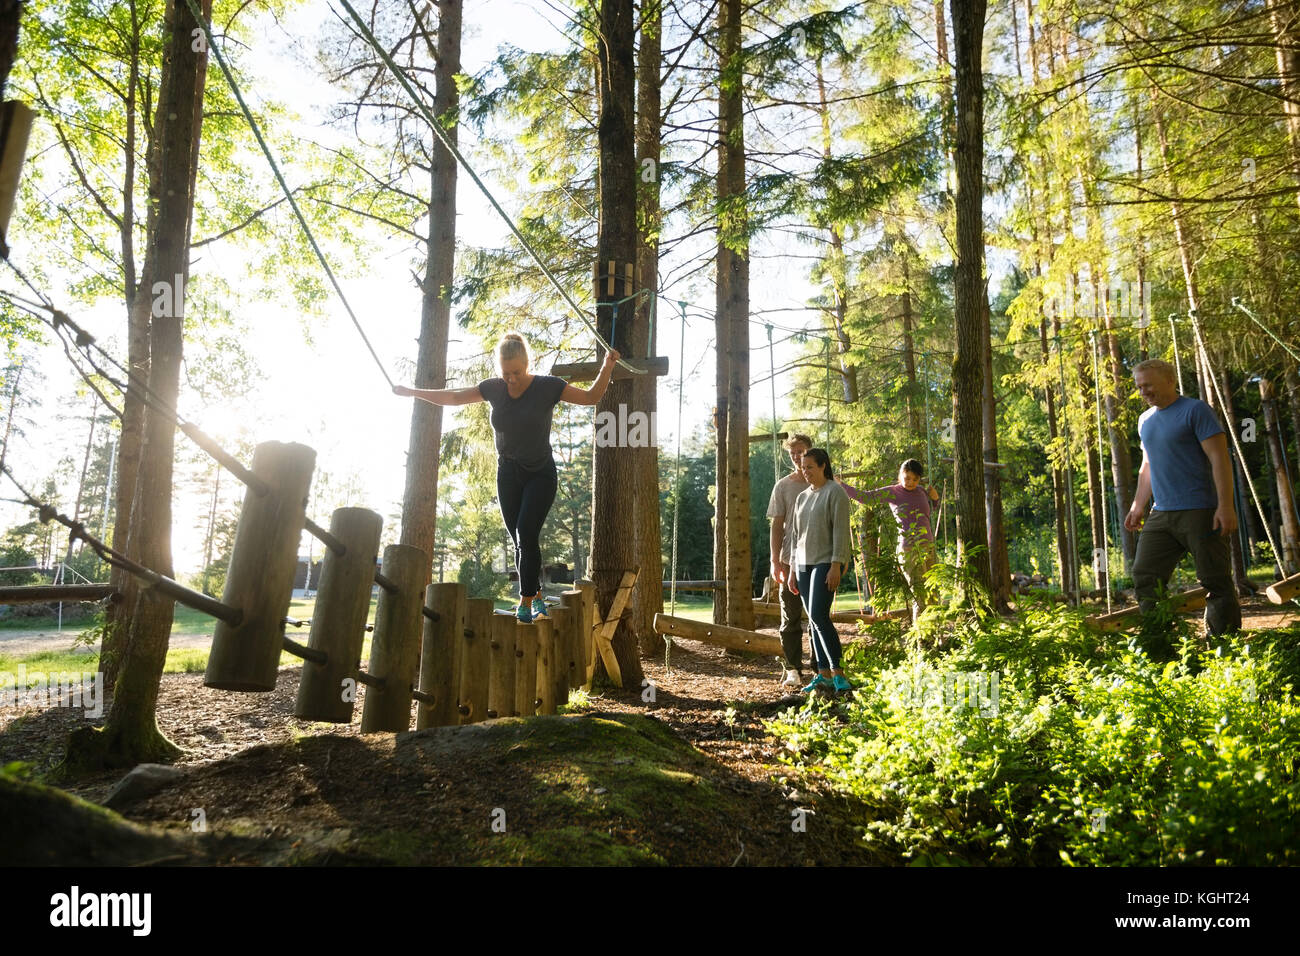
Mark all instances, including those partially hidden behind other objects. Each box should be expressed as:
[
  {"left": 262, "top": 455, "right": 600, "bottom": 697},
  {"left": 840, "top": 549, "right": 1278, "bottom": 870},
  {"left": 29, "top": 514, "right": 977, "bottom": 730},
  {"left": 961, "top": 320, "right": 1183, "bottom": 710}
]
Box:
[{"left": 2, "top": 0, "right": 838, "bottom": 576}]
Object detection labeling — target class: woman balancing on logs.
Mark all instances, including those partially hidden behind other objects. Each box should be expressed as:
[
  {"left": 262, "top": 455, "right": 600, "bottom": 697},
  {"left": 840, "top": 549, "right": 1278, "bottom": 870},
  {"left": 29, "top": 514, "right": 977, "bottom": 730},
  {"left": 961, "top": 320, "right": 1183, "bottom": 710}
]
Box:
[
  {"left": 394, "top": 333, "right": 619, "bottom": 622},
  {"left": 781, "top": 448, "right": 854, "bottom": 697}
]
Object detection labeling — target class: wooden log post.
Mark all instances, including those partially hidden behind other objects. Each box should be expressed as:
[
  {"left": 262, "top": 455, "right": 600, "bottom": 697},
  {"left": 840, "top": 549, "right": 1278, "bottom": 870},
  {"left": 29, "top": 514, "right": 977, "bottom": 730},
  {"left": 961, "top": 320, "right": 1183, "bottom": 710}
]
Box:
[
  {"left": 294, "top": 507, "right": 382, "bottom": 723},
  {"left": 416, "top": 582, "right": 465, "bottom": 729},
  {"left": 513, "top": 619, "right": 538, "bottom": 717},
  {"left": 577, "top": 578, "right": 597, "bottom": 687},
  {"left": 359, "top": 544, "right": 426, "bottom": 733},
  {"left": 559, "top": 588, "right": 588, "bottom": 691},
  {"left": 653, "top": 613, "right": 783, "bottom": 656},
  {"left": 548, "top": 604, "right": 573, "bottom": 708},
  {"left": 457, "top": 599, "right": 492, "bottom": 724},
  {"left": 535, "top": 619, "right": 557, "bottom": 715},
  {"left": 0, "top": 101, "right": 34, "bottom": 254},
  {"left": 206, "top": 442, "right": 316, "bottom": 692},
  {"left": 1266, "top": 571, "right": 1300, "bottom": 605},
  {"left": 487, "top": 611, "right": 516, "bottom": 719},
  {"left": 1086, "top": 587, "right": 1208, "bottom": 632}
]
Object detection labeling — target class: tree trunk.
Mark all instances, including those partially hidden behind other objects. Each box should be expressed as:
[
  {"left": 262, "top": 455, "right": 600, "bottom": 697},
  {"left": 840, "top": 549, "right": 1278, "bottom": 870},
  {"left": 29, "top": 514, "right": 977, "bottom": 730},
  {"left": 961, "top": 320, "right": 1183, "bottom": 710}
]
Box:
[
  {"left": 66, "top": 0, "right": 211, "bottom": 771},
  {"left": 815, "top": 60, "right": 857, "bottom": 404},
  {"left": 901, "top": 258, "right": 921, "bottom": 435},
  {"left": 589, "top": 0, "right": 644, "bottom": 686},
  {"left": 718, "top": 0, "right": 753, "bottom": 630},
  {"left": 399, "top": 0, "right": 461, "bottom": 587},
  {"left": 1101, "top": 306, "right": 1136, "bottom": 567},
  {"left": 633, "top": 0, "right": 665, "bottom": 654},
  {"left": 949, "top": 0, "right": 991, "bottom": 598},
  {"left": 1261, "top": 377, "right": 1300, "bottom": 573},
  {"left": 1266, "top": 0, "right": 1300, "bottom": 210},
  {"left": 981, "top": 295, "right": 1011, "bottom": 610},
  {"left": 0, "top": 0, "right": 18, "bottom": 101}
]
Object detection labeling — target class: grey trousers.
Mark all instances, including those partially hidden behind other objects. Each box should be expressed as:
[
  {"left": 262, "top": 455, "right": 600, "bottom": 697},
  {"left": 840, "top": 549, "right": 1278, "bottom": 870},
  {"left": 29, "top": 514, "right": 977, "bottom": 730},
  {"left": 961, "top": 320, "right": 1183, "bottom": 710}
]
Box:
[
  {"left": 778, "top": 577, "right": 805, "bottom": 670},
  {"left": 1132, "top": 508, "right": 1241, "bottom": 638}
]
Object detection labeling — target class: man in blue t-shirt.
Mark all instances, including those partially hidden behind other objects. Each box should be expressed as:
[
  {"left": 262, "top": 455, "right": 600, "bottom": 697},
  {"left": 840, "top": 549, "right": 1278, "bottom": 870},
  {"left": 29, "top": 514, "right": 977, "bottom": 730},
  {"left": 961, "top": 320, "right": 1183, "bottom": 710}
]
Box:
[{"left": 1123, "top": 359, "right": 1241, "bottom": 648}]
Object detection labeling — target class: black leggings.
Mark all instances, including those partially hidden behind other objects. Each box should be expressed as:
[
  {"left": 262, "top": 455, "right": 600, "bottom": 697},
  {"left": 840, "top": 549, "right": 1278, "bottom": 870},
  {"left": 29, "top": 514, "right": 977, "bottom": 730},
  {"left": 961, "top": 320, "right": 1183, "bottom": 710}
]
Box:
[{"left": 496, "top": 458, "right": 558, "bottom": 598}]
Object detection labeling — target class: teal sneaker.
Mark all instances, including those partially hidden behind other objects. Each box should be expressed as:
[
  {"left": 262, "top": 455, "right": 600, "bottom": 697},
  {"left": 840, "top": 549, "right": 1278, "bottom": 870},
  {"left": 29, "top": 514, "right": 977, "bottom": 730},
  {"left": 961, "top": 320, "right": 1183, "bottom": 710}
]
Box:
[
  {"left": 832, "top": 674, "right": 854, "bottom": 695},
  {"left": 531, "top": 597, "right": 549, "bottom": 620},
  {"left": 515, "top": 603, "right": 532, "bottom": 623},
  {"left": 801, "top": 674, "right": 832, "bottom": 695}
]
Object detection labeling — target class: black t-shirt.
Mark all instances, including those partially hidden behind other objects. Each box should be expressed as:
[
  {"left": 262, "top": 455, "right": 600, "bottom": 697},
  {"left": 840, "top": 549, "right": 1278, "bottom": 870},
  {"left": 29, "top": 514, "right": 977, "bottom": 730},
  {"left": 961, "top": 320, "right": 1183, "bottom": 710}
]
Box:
[{"left": 477, "top": 375, "right": 568, "bottom": 467}]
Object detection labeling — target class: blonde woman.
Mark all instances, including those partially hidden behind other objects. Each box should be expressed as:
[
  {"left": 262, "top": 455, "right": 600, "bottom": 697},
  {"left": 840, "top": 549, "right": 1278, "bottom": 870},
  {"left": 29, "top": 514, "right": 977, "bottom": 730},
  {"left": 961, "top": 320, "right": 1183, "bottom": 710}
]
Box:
[{"left": 395, "top": 334, "right": 619, "bottom": 621}]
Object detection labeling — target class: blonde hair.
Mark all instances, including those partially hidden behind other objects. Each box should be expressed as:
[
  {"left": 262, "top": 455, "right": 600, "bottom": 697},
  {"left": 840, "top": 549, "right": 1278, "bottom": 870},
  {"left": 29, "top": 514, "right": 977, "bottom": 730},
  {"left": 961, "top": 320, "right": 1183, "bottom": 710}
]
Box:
[
  {"left": 1133, "top": 358, "right": 1176, "bottom": 382},
  {"left": 497, "top": 332, "right": 531, "bottom": 367}
]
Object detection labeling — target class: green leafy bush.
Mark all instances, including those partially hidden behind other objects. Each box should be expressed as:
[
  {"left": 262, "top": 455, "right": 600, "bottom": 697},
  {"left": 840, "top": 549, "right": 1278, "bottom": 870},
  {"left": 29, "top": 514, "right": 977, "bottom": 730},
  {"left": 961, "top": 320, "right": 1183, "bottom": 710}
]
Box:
[{"left": 768, "top": 601, "right": 1300, "bottom": 866}]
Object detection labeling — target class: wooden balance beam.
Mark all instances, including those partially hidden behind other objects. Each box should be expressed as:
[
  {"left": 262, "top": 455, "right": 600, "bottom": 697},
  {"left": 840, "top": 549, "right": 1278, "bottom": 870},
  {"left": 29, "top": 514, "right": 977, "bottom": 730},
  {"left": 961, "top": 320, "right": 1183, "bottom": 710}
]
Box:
[
  {"left": 654, "top": 614, "right": 782, "bottom": 655},
  {"left": 1266, "top": 571, "right": 1300, "bottom": 605},
  {"left": 751, "top": 600, "right": 908, "bottom": 625},
  {"left": 1085, "top": 587, "right": 1207, "bottom": 632},
  {"left": 551, "top": 356, "right": 670, "bottom": 382},
  {"left": 0, "top": 584, "right": 117, "bottom": 604}
]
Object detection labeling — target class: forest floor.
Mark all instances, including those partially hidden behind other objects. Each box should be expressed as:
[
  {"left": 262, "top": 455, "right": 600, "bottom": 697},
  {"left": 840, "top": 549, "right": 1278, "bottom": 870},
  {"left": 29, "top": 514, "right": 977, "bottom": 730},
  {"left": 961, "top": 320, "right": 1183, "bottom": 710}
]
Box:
[{"left": 2, "top": 595, "right": 1296, "bottom": 866}]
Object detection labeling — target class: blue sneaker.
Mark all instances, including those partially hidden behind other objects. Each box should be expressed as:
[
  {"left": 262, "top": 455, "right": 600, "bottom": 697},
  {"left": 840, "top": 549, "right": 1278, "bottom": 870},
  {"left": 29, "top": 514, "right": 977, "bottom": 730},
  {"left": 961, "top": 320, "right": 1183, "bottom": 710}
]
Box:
[
  {"left": 801, "top": 674, "right": 833, "bottom": 695},
  {"left": 832, "top": 674, "right": 854, "bottom": 695},
  {"left": 531, "top": 597, "right": 549, "bottom": 620},
  {"left": 515, "top": 603, "right": 532, "bottom": 623}
]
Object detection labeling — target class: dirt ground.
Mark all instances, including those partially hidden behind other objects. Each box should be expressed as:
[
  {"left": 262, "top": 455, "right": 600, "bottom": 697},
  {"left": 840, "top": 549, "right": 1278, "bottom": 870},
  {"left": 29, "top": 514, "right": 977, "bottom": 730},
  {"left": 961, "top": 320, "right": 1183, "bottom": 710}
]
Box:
[{"left": 2, "top": 595, "right": 1296, "bottom": 865}]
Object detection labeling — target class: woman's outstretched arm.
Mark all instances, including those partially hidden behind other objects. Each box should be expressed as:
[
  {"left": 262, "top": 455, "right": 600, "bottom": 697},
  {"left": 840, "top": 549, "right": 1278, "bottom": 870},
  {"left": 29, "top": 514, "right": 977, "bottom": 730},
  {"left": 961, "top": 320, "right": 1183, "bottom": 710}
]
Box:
[
  {"left": 560, "top": 349, "right": 620, "bottom": 406},
  {"left": 393, "top": 384, "right": 484, "bottom": 406}
]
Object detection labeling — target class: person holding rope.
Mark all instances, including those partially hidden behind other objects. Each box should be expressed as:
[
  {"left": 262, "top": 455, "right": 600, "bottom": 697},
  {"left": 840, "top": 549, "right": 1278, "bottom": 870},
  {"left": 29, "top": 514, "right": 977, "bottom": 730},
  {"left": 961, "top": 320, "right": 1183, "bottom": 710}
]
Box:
[
  {"left": 395, "top": 333, "right": 619, "bottom": 622},
  {"left": 1124, "top": 358, "right": 1240, "bottom": 653},
  {"left": 767, "top": 434, "right": 814, "bottom": 688},
  {"left": 840, "top": 459, "right": 940, "bottom": 620},
  {"left": 784, "top": 447, "right": 854, "bottom": 696}
]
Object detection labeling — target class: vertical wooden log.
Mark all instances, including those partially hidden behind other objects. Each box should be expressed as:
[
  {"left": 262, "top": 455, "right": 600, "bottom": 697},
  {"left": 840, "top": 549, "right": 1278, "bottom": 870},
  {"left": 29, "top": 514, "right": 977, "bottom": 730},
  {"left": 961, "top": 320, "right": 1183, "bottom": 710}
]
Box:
[
  {"left": 457, "top": 598, "right": 492, "bottom": 724},
  {"left": 294, "top": 507, "right": 382, "bottom": 722},
  {"left": 559, "top": 589, "right": 586, "bottom": 692},
  {"left": 416, "top": 582, "right": 464, "bottom": 729},
  {"left": 0, "top": 101, "right": 34, "bottom": 253},
  {"left": 577, "top": 578, "right": 597, "bottom": 687},
  {"left": 513, "top": 620, "right": 538, "bottom": 717},
  {"left": 359, "top": 544, "right": 426, "bottom": 733},
  {"left": 535, "top": 619, "right": 556, "bottom": 715},
  {"left": 548, "top": 605, "right": 572, "bottom": 708},
  {"left": 206, "top": 442, "right": 316, "bottom": 692},
  {"left": 487, "top": 612, "right": 516, "bottom": 719}
]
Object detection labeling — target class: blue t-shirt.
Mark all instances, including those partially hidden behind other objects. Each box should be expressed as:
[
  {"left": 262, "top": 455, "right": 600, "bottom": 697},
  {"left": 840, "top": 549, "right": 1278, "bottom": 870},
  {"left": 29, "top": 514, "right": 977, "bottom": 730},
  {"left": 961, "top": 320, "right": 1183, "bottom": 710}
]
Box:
[
  {"left": 1137, "top": 396, "right": 1224, "bottom": 511},
  {"left": 478, "top": 375, "right": 567, "bottom": 468}
]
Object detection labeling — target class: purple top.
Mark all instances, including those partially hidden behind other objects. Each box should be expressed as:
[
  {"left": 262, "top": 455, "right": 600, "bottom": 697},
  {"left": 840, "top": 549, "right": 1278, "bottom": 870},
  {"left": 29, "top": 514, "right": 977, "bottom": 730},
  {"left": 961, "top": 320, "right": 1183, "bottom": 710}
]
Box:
[{"left": 841, "top": 481, "right": 935, "bottom": 549}]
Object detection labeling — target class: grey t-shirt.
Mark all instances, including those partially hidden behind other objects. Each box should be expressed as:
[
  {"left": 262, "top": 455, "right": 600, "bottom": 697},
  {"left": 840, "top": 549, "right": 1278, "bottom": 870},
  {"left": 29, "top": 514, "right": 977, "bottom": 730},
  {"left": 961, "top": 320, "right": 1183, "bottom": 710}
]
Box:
[
  {"left": 767, "top": 472, "right": 810, "bottom": 563},
  {"left": 790, "top": 480, "right": 852, "bottom": 569},
  {"left": 478, "top": 375, "right": 568, "bottom": 467}
]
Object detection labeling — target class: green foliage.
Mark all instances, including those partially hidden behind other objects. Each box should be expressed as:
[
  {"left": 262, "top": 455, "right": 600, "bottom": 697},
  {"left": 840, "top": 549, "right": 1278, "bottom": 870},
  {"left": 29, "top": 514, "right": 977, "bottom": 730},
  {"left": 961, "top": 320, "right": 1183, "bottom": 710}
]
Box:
[{"left": 768, "top": 608, "right": 1300, "bottom": 865}]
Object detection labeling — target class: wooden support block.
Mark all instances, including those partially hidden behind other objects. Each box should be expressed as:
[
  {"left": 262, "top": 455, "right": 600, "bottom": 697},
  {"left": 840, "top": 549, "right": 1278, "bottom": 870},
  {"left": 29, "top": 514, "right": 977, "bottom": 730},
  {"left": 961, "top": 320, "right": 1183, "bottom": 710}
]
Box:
[
  {"left": 1266, "top": 571, "right": 1300, "bottom": 605},
  {"left": 486, "top": 612, "right": 516, "bottom": 719},
  {"left": 206, "top": 441, "right": 316, "bottom": 692},
  {"left": 294, "top": 507, "right": 382, "bottom": 723},
  {"left": 551, "top": 356, "right": 670, "bottom": 382},
  {"left": 654, "top": 613, "right": 782, "bottom": 656},
  {"left": 457, "top": 599, "right": 493, "bottom": 724},
  {"left": 514, "top": 620, "right": 538, "bottom": 717},
  {"left": 1086, "top": 587, "right": 1208, "bottom": 632},
  {"left": 359, "top": 544, "right": 426, "bottom": 732},
  {"left": 577, "top": 579, "right": 597, "bottom": 688},
  {"left": 560, "top": 588, "right": 588, "bottom": 691},
  {"left": 416, "top": 582, "right": 465, "bottom": 729},
  {"left": 548, "top": 605, "right": 573, "bottom": 708},
  {"left": 535, "top": 619, "right": 557, "bottom": 715}
]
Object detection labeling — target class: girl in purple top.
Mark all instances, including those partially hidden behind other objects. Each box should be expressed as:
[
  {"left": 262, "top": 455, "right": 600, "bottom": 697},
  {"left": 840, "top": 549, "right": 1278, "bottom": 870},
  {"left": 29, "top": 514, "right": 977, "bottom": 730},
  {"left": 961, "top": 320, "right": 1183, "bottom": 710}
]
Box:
[{"left": 840, "top": 459, "right": 940, "bottom": 616}]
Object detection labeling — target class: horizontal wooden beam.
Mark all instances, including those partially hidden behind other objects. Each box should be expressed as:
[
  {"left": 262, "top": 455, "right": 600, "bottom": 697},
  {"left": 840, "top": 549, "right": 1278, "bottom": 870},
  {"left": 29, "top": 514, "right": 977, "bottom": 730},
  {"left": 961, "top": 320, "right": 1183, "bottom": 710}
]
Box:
[
  {"left": 551, "top": 356, "right": 670, "bottom": 381},
  {"left": 1086, "top": 587, "right": 1207, "bottom": 632},
  {"left": 1266, "top": 571, "right": 1300, "bottom": 605},
  {"left": 940, "top": 456, "right": 1009, "bottom": 470},
  {"left": 654, "top": 613, "right": 782, "bottom": 655},
  {"left": 751, "top": 600, "right": 908, "bottom": 625},
  {"left": 748, "top": 432, "right": 788, "bottom": 443},
  {"left": 0, "top": 584, "right": 118, "bottom": 605},
  {"left": 661, "top": 579, "right": 723, "bottom": 591}
]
